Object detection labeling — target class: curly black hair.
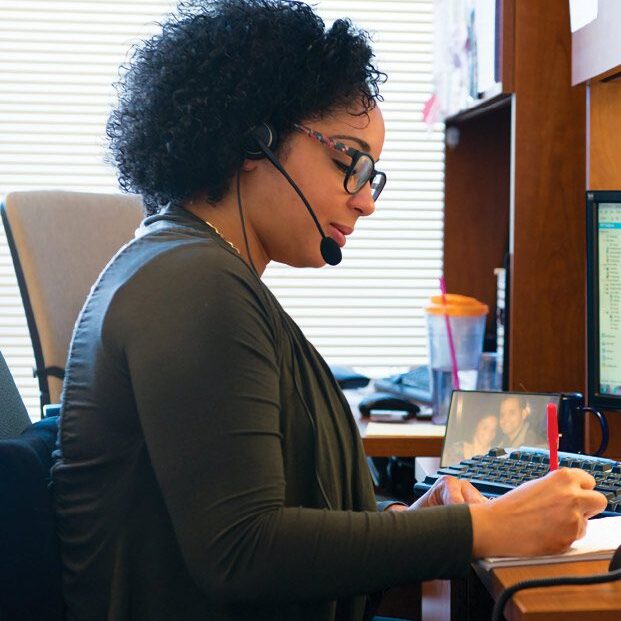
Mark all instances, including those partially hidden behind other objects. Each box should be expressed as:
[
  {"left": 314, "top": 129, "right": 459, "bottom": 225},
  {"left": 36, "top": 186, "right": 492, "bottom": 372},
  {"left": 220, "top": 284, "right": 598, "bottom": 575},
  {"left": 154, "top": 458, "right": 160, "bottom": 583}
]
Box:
[{"left": 106, "top": 0, "right": 384, "bottom": 215}]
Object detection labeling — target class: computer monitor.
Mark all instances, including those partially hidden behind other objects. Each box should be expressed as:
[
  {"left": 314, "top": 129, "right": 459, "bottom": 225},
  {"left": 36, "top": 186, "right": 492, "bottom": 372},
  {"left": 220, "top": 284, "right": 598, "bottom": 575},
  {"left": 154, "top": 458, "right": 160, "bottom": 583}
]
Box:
[{"left": 587, "top": 191, "right": 621, "bottom": 411}]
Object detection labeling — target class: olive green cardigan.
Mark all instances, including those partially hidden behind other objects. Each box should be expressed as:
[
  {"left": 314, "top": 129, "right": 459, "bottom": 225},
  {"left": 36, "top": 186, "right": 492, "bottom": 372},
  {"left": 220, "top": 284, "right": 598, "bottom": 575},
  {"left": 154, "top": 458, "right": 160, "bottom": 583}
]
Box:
[{"left": 53, "top": 206, "right": 472, "bottom": 621}]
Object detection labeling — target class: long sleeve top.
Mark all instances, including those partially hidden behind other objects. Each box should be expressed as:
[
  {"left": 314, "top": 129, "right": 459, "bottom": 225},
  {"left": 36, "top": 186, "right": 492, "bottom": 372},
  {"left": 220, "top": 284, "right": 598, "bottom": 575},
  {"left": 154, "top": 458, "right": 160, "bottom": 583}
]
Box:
[{"left": 52, "top": 205, "right": 473, "bottom": 621}]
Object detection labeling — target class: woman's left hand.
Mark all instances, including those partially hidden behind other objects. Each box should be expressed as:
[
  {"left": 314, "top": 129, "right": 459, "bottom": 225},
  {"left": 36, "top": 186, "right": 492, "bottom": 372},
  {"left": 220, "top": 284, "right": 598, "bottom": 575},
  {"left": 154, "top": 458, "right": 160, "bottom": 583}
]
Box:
[{"left": 407, "top": 475, "right": 487, "bottom": 510}]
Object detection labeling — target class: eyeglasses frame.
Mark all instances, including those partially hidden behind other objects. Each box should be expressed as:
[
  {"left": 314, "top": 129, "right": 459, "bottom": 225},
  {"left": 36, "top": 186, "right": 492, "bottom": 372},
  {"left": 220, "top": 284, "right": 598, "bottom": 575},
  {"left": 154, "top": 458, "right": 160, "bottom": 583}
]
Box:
[{"left": 292, "top": 123, "right": 386, "bottom": 200}]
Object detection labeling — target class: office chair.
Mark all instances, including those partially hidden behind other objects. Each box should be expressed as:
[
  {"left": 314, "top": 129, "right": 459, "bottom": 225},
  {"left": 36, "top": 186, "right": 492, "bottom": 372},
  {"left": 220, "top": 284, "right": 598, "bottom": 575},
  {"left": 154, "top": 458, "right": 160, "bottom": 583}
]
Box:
[
  {"left": 0, "top": 417, "right": 63, "bottom": 621},
  {"left": 0, "top": 347, "right": 63, "bottom": 620},
  {"left": 1, "top": 190, "right": 143, "bottom": 411},
  {"left": 0, "top": 349, "right": 31, "bottom": 439}
]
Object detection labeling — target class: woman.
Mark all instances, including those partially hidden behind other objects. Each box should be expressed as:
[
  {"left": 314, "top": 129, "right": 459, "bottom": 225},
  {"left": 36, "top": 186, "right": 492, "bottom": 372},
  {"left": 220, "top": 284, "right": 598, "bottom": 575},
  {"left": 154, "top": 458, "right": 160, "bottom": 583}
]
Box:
[
  {"left": 52, "top": 1, "right": 606, "bottom": 620},
  {"left": 445, "top": 414, "right": 499, "bottom": 465},
  {"left": 464, "top": 414, "right": 499, "bottom": 459}
]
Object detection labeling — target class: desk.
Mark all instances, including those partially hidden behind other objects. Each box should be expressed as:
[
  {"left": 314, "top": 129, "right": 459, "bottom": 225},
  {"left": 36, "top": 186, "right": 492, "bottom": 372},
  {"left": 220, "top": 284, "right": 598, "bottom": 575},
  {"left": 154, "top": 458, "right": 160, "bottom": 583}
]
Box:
[
  {"left": 345, "top": 388, "right": 445, "bottom": 458},
  {"left": 452, "top": 559, "right": 621, "bottom": 621},
  {"left": 358, "top": 416, "right": 445, "bottom": 457},
  {"left": 414, "top": 457, "right": 621, "bottom": 620}
]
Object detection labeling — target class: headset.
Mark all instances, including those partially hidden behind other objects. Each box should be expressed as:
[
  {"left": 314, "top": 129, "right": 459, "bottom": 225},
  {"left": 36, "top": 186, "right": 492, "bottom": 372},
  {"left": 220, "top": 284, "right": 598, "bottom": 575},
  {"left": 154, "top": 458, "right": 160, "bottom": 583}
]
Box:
[{"left": 241, "top": 123, "right": 342, "bottom": 266}]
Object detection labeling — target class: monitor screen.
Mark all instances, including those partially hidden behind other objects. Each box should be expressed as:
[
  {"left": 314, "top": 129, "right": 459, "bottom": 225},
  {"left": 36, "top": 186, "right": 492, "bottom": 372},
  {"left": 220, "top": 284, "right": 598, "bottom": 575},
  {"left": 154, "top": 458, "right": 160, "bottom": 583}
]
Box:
[{"left": 587, "top": 191, "right": 621, "bottom": 410}]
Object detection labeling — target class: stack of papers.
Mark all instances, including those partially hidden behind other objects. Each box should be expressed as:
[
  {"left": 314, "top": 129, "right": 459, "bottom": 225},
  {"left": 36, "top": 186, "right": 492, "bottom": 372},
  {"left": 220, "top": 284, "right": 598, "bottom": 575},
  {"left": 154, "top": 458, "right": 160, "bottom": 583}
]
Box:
[{"left": 479, "top": 515, "right": 621, "bottom": 570}]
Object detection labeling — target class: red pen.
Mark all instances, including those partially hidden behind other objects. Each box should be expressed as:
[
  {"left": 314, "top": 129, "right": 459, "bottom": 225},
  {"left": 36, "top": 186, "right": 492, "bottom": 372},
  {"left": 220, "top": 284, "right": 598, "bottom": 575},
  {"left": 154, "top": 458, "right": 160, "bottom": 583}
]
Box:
[{"left": 547, "top": 402, "right": 559, "bottom": 471}]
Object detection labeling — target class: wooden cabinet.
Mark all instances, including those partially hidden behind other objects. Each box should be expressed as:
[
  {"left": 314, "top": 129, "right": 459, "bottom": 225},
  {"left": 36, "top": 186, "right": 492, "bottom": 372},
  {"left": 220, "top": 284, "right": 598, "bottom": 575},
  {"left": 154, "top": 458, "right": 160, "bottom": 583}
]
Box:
[
  {"left": 444, "top": 0, "right": 587, "bottom": 395},
  {"left": 577, "top": 6, "right": 621, "bottom": 456},
  {"left": 440, "top": 0, "right": 621, "bottom": 456}
]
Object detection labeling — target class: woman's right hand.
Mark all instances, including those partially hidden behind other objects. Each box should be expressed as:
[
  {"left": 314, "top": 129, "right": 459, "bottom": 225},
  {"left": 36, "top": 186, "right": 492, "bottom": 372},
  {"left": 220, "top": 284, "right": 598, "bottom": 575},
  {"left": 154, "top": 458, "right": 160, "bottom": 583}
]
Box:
[{"left": 470, "top": 468, "right": 608, "bottom": 558}]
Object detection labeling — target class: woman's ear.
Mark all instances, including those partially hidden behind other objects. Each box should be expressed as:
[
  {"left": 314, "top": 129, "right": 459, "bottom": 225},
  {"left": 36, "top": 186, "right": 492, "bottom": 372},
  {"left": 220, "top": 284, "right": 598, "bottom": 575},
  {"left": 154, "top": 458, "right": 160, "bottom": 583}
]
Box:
[{"left": 241, "top": 158, "right": 259, "bottom": 172}]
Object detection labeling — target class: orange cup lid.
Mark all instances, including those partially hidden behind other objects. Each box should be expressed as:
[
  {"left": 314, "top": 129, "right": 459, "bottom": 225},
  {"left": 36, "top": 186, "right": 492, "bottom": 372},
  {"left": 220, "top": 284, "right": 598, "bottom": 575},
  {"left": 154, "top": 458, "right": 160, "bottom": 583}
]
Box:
[{"left": 425, "top": 293, "right": 489, "bottom": 316}]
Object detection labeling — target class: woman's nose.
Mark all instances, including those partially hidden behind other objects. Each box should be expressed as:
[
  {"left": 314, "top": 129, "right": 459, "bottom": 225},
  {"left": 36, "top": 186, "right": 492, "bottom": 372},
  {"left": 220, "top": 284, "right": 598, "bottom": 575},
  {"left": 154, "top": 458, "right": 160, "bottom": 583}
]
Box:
[{"left": 348, "top": 183, "right": 376, "bottom": 217}]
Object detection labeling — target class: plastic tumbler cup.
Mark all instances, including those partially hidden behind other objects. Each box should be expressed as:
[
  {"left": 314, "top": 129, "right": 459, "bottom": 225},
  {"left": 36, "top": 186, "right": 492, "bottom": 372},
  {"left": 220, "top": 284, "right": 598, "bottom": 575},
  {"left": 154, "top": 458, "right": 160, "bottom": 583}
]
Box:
[{"left": 425, "top": 294, "right": 488, "bottom": 424}]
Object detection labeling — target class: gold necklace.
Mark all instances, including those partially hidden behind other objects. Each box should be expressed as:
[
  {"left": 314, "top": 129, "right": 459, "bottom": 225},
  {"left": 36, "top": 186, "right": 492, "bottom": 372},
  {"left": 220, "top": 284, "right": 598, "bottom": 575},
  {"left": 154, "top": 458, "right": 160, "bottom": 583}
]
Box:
[{"left": 203, "top": 220, "right": 241, "bottom": 255}]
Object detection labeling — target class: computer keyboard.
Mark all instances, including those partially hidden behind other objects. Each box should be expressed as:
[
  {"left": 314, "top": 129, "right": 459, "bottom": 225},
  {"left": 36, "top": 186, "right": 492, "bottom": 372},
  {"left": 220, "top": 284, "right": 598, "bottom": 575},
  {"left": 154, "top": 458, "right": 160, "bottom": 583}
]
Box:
[
  {"left": 413, "top": 446, "right": 621, "bottom": 517},
  {"left": 373, "top": 365, "right": 432, "bottom": 404}
]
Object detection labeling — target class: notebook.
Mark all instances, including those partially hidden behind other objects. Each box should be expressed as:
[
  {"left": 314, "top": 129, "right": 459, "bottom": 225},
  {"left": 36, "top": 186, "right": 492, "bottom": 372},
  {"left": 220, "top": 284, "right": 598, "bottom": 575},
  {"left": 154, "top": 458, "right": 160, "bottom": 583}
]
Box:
[{"left": 479, "top": 515, "right": 621, "bottom": 570}]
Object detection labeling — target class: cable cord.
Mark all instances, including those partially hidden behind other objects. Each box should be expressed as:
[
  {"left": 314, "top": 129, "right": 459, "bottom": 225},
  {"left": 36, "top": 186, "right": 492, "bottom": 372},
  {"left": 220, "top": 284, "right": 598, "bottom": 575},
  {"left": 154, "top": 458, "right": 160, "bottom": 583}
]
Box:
[
  {"left": 236, "top": 170, "right": 259, "bottom": 276},
  {"left": 491, "top": 567, "right": 621, "bottom": 621},
  {"left": 248, "top": 132, "right": 342, "bottom": 266},
  {"left": 253, "top": 135, "right": 324, "bottom": 234}
]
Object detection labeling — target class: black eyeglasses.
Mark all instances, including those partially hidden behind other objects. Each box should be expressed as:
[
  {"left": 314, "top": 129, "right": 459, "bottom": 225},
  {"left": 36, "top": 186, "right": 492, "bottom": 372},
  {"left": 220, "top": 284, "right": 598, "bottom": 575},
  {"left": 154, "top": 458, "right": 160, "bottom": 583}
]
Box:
[{"left": 293, "top": 123, "right": 386, "bottom": 201}]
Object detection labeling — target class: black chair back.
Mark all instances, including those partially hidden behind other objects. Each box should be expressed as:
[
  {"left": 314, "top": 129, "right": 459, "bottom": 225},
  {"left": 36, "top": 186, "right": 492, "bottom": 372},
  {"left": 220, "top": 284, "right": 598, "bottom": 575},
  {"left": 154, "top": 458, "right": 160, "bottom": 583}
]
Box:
[{"left": 0, "top": 416, "right": 63, "bottom": 620}]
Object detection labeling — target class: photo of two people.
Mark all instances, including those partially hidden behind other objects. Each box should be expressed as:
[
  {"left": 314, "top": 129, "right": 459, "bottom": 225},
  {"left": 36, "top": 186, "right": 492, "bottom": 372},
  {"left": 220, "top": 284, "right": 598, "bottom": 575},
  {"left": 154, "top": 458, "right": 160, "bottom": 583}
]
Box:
[{"left": 442, "top": 391, "right": 551, "bottom": 466}]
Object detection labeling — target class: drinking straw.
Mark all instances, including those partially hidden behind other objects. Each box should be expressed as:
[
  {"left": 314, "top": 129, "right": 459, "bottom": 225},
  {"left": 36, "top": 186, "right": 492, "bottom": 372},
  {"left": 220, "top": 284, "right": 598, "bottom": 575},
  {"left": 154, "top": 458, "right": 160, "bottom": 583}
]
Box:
[{"left": 439, "top": 276, "right": 460, "bottom": 389}]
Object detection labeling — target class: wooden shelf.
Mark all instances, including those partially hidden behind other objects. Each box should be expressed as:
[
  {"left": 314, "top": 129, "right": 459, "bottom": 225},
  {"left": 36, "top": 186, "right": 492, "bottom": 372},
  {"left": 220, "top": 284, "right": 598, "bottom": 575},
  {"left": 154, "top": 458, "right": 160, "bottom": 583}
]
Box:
[
  {"left": 443, "top": 100, "right": 511, "bottom": 342},
  {"left": 444, "top": 91, "right": 511, "bottom": 124},
  {"left": 435, "top": 0, "right": 514, "bottom": 120}
]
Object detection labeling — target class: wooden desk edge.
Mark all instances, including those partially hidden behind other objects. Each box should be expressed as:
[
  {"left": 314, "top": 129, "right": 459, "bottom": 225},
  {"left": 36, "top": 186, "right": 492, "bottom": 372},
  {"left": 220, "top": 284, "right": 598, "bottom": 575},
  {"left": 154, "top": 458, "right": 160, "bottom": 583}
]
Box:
[
  {"left": 478, "top": 559, "right": 621, "bottom": 620},
  {"left": 362, "top": 435, "right": 444, "bottom": 457}
]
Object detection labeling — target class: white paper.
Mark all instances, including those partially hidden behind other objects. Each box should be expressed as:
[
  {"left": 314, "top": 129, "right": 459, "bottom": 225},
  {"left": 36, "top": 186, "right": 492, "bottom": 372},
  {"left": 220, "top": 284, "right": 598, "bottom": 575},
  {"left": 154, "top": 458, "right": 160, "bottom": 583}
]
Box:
[
  {"left": 569, "top": 0, "right": 598, "bottom": 33},
  {"left": 474, "top": 0, "right": 496, "bottom": 93},
  {"left": 433, "top": 0, "right": 471, "bottom": 118},
  {"left": 365, "top": 422, "right": 446, "bottom": 437},
  {"left": 479, "top": 515, "right": 621, "bottom": 569}
]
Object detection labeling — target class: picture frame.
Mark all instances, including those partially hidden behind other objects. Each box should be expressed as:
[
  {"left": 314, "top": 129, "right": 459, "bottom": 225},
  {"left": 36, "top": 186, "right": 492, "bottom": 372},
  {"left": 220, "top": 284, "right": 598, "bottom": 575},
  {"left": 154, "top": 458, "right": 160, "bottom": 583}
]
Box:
[{"left": 441, "top": 390, "right": 555, "bottom": 466}]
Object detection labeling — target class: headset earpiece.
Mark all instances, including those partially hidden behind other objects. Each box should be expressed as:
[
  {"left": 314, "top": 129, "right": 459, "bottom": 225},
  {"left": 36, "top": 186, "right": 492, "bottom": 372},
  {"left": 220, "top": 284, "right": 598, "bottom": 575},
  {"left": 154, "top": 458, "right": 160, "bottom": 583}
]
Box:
[
  {"left": 243, "top": 123, "right": 277, "bottom": 159},
  {"left": 239, "top": 121, "right": 343, "bottom": 266}
]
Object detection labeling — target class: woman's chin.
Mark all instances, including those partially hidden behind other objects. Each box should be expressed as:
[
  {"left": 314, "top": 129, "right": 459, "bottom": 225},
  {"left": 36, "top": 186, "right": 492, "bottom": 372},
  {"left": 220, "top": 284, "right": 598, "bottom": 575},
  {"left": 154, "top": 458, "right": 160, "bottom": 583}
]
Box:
[{"left": 278, "top": 248, "right": 329, "bottom": 269}]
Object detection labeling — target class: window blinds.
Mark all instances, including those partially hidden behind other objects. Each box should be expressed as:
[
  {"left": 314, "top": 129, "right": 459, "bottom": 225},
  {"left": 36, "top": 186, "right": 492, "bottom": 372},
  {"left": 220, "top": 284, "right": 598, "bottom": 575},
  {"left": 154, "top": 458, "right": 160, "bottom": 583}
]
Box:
[{"left": 0, "top": 0, "right": 444, "bottom": 418}]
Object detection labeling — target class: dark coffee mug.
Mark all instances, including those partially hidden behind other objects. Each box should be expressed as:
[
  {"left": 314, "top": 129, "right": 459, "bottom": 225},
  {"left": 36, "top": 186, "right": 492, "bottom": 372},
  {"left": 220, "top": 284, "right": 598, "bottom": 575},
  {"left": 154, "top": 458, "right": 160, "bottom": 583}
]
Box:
[{"left": 558, "top": 392, "right": 609, "bottom": 456}]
